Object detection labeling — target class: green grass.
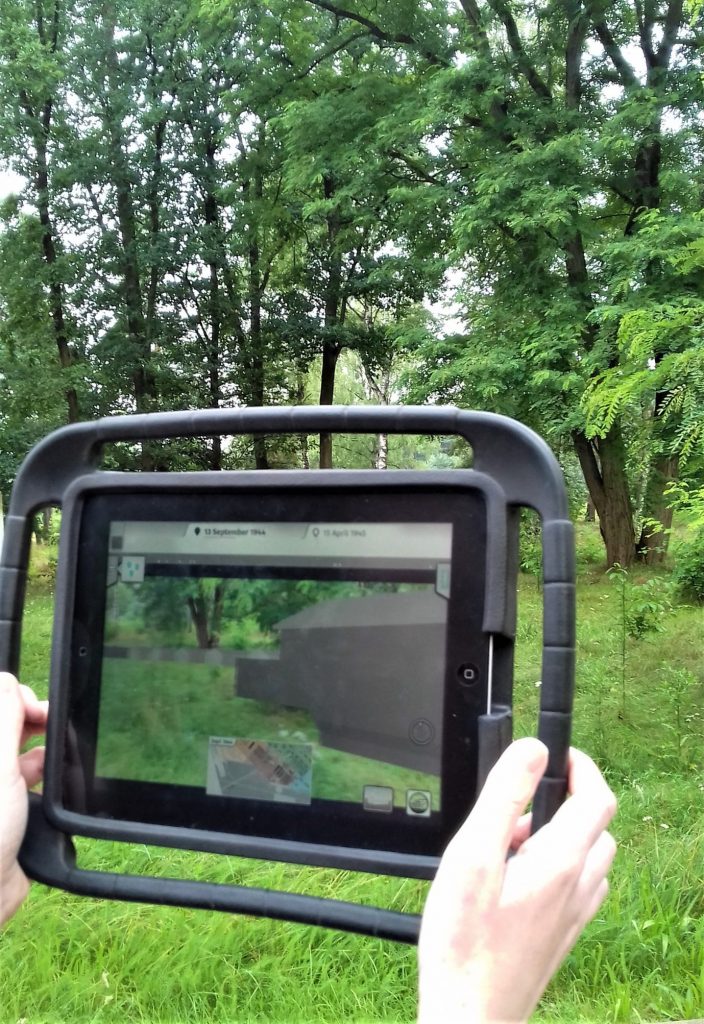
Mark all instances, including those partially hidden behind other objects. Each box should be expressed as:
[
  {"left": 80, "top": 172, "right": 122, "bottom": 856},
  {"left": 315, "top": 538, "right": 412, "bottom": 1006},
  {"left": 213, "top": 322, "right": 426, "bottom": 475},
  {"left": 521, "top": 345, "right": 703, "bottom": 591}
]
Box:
[
  {"left": 96, "top": 658, "right": 440, "bottom": 806},
  {"left": 3, "top": 529, "right": 704, "bottom": 1023}
]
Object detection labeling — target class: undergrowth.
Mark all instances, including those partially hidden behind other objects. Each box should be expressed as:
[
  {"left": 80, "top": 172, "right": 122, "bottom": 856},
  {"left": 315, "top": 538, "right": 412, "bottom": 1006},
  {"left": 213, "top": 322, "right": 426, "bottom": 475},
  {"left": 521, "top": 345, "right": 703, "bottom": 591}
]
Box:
[{"left": 2, "top": 528, "right": 703, "bottom": 1024}]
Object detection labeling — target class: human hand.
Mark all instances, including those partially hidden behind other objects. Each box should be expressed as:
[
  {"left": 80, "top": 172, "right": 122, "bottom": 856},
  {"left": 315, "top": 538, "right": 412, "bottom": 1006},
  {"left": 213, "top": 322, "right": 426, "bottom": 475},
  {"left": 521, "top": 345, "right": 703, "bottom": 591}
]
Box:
[
  {"left": 0, "top": 673, "right": 48, "bottom": 927},
  {"left": 418, "top": 739, "right": 617, "bottom": 1024}
]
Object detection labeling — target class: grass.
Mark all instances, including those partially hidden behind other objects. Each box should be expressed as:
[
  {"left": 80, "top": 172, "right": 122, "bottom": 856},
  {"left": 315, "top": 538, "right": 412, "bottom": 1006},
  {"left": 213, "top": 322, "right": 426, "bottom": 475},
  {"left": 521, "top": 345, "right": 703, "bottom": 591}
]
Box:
[
  {"left": 3, "top": 528, "right": 704, "bottom": 1023},
  {"left": 96, "top": 658, "right": 440, "bottom": 805}
]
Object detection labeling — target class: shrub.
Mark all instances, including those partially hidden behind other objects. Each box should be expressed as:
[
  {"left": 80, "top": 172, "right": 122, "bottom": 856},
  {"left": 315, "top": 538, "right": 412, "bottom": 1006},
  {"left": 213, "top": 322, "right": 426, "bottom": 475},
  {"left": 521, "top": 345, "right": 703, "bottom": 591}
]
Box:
[
  {"left": 575, "top": 525, "right": 605, "bottom": 571},
  {"left": 673, "top": 529, "right": 704, "bottom": 602},
  {"left": 607, "top": 565, "right": 673, "bottom": 638},
  {"left": 519, "top": 513, "right": 542, "bottom": 578},
  {"left": 625, "top": 577, "right": 673, "bottom": 638}
]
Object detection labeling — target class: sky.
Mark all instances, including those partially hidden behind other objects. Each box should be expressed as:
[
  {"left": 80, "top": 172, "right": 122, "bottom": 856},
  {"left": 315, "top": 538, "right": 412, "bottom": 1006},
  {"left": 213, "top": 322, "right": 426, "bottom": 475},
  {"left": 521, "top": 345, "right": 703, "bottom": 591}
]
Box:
[
  {"left": 0, "top": 165, "right": 464, "bottom": 334},
  {"left": 0, "top": 169, "right": 25, "bottom": 200}
]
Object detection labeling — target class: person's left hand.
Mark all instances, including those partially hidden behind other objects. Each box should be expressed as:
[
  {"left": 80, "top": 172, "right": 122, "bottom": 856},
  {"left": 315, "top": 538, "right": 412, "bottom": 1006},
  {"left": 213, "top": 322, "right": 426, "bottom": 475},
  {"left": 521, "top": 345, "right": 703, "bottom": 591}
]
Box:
[{"left": 0, "top": 673, "right": 48, "bottom": 926}]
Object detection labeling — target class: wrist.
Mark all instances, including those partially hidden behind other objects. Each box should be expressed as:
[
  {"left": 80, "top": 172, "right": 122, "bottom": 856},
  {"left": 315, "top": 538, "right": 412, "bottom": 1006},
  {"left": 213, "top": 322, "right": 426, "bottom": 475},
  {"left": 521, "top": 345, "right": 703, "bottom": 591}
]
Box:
[{"left": 418, "top": 986, "right": 529, "bottom": 1024}]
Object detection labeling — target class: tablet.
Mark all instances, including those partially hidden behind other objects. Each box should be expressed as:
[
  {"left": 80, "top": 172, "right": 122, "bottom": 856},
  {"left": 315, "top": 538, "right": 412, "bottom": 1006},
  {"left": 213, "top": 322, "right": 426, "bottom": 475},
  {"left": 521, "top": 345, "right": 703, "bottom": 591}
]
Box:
[
  {"left": 51, "top": 483, "right": 490, "bottom": 874},
  {"left": 10, "top": 406, "right": 573, "bottom": 938}
]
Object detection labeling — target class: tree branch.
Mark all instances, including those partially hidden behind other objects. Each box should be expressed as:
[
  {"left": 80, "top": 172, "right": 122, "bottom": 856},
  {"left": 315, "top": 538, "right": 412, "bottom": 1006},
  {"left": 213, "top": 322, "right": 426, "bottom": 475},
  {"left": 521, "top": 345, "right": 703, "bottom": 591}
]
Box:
[
  {"left": 656, "top": 0, "right": 684, "bottom": 69},
  {"left": 592, "top": 20, "right": 639, "bottom": 88},
  {"left": 302, "top": 0, "right": 448, "bottom": 65},
  {"left": 179, "top": 276, "right": 211, "bottom": 349},
  {"left": 640, "top": 0, "right": 657, "bottom": 65},
  {"left": 458, "top": 0, "right": 497, "bottom": 62},
  {"left": 603, "top": 179, "right": 637, "bottom": 207},
  {"left": 455, "top": 0, "right": 512, "bottom": 139},
  {"left": 86, "top": 184, "right": 110, "bottom": 234},
  {"left": 387, "top": 148, "right": 441, "bottom": 185},
  {"left": 565, "top": 0, "right": 590, "bottom": 110},
  {"left": 486, "top": 0, "right": 552, "bottom": 101},
  {"left": 292, "top": 30, "right": 368, "bottom": 81},
  {"left": 634, "top": 0, "right": 645, "bottom": 37}
]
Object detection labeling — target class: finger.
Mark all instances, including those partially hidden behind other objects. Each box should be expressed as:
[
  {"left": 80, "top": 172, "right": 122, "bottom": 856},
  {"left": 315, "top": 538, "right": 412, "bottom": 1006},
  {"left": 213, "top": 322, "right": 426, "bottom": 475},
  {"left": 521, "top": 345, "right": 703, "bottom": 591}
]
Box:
[
  {"left": 582, "top": 876, "right": 609, "bottom": 926},
  {"left": 18, "top": 687, "right": 48, "bottom": 748},
  {"left": 21, "top": 717, "right": 49, "bottom": 748},
  {"left": 577, "top": 830, "right": 617, "bottom": 896},
  {"left": 509, "top": 812, "right": 533, "bottom": 851},
  {"left": 537, "top": 877, "right": 611, "bottom": 1000},
  {"left": 567, "top": 748, "right": 616, "bottom": 803},
  {"left": 448, "top": 738, "right": 549, "bottom": 867},
  {"left": 19, "top": 747, "right": 45, "bottom": 790},
  {"left": 529, "top": 749, "right": 617, "bottom": 861},
  {"left": 565, "top": 878, "right": 609, "bottom": 952},
  {"left": 0, "top": 673, "right": 24, "bottom": 782},
  {"left": 19, "top": 685, "right": 49, "bottom": 724}
]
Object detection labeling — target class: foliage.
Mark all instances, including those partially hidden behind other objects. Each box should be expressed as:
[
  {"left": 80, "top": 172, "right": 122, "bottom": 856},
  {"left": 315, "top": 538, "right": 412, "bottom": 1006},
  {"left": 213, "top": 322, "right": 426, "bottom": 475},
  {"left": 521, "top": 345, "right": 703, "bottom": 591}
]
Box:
[
  {"left": 624, "top": 577, "right": 674, "bottom": 639},
  {"left": 607, "top": 565, "right": 673, "bottom": 640},
  {"left": 673, "top": 530, "right": 704, "bottom": 602},
  {"left": 0, "top": 0, "right": 701, "bottom": 558},
  {"left": 0, "top": 0, "right": 442, "bottom": 474},
  {"left": 519, "top": 512, "right": 542, "bottom": 580},
  {"left": 574, "top": 525, "right": 606, "bottom": 573},
  {"left": 584, "top": 212, "right": 704, "bottom": 468}
]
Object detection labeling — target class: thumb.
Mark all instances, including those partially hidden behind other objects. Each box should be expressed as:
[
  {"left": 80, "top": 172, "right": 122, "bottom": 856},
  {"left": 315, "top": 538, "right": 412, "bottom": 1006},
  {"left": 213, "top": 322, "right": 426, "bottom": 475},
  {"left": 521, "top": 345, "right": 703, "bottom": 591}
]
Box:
[
  {"left": 0, "top": 673, "right": 24, "bottom": 785},
  {"left": 464, "top": 737, "right": 549, "bottom": 860}
]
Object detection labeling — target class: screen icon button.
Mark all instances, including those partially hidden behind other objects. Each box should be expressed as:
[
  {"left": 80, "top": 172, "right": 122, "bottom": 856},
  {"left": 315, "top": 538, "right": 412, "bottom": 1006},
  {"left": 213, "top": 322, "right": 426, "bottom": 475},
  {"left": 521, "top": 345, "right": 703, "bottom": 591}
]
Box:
[
  {"left": 118, "top": 556, "right": 145, "bottom": 583},
  {"left": 363, "top": 785, "right": 394, "bottom": 813},
  {"left": 409, "top": 718, "right": 435, "bottom": 745},
  {"left": 406, "top": 790, "right": 432, "bottom": 816}
]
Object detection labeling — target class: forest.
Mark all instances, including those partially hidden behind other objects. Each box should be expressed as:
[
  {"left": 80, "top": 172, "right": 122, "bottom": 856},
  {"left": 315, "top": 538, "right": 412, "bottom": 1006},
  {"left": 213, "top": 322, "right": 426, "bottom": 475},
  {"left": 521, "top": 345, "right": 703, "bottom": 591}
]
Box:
[
  {"left": 2, "top": 5, "right": 704, "bottom": 1022},
  {"left": 1, "top": 0, "right": 703, "bottom": 568}
]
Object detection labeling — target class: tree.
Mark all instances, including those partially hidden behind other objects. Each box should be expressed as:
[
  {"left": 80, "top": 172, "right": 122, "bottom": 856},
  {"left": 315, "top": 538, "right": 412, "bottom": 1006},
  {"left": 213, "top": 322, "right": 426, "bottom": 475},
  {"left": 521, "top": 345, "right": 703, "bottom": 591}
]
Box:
[
  {"left": 323, "top": 0, "right": 703, "bottom": 566},
  {"left": 277, "top": 41, "right": 443, "bottom": 466},
  {"left": 0, "top": 0, "right": 81, "bottom": 424}
]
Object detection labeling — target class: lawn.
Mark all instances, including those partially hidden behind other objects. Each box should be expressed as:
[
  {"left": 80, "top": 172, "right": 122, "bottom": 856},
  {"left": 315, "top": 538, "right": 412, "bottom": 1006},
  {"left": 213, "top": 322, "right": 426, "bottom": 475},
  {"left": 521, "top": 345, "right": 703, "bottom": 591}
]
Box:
[
  {"left": 2, "top": 526, "right": 704, "bottom": 1023},
  {"left": 96, "top": 658, "right": 440, "bottom": 806}
]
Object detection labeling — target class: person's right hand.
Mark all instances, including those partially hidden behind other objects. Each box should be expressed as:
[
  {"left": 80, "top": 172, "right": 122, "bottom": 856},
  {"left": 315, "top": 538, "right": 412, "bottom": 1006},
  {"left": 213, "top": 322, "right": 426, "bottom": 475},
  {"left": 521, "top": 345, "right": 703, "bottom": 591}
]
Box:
[{"left": 418, "top": 739, "right": 617, "bottom": 1024}]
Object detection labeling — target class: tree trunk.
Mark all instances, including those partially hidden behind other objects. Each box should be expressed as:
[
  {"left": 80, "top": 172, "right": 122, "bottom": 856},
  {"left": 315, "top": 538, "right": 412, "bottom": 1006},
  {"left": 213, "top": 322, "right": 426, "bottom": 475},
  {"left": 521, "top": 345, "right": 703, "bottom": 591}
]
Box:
[
  {"left": 35, "top": 148, "right": 80, "bottom": 423},
  {"left": 244, "top": 135, "right": 269, "bottom": 470},
  {"left": 573, "top": 425, "right": 636, "bottom": 567},
  {"left": 28, "top": 4, "right": 80, "bottom": 427},
  {"left": 211, "top": 582, "right": 224, "bottom": 640},
  {"left": 187, "top": 596, "right": 210, "bottom": 649},
  {"left": 204, "top": 136, "right": 223, "bottom": 472},
  {"left": 374, "top": 433, "right": 389, "bottom": 470},
  {"left": 638, "top": 454, "right": 678, "bottom": 563},
  {"left": 294, "top": 373, "right": 310, "bottom": 468},
  {"left": 318, "top": 174, "right": 343, "bottom": 469},
  {"left": 145, "top": 93, "right": 166, "bottom": 355},
  {"left": 319, "top": 341, "right": 340, "bottom": 468},
  {"left": 362, "top": 357, "right": 392, "bottom": 469},
  {"left": 101, "top": 4, "right": 156, "bottom": 432}
]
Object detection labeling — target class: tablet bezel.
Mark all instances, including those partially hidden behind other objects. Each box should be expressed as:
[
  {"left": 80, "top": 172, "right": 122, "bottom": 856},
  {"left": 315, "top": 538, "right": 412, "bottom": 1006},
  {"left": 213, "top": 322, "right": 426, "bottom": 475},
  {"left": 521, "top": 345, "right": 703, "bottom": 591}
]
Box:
[{"left": 43, "top": 474, "right": 500, "bottom": 878}]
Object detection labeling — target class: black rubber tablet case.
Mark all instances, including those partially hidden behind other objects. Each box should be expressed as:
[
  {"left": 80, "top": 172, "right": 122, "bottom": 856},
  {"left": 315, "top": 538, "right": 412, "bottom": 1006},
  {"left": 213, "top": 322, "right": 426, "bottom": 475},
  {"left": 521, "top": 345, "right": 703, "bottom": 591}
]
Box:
[{"left": 3, "top": 406, "right": 575, "bottom": 943}]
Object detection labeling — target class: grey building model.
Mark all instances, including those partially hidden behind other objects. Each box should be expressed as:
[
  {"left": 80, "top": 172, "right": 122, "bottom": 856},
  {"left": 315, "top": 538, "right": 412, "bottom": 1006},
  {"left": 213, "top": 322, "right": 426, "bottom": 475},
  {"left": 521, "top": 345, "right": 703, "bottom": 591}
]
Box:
[{"left": 235, "top": 589, "right": 446, "bottom": 775}]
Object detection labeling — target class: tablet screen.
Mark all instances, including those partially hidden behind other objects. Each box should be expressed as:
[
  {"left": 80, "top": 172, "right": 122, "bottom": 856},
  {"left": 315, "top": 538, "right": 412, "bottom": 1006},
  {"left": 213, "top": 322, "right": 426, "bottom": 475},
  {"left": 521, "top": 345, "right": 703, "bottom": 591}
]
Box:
[
  {"left": 63, "top": 488, "right": 487, "bottom": 861},
  {"left": 98, "top": 520, "right": 450, "bottom": 817}
]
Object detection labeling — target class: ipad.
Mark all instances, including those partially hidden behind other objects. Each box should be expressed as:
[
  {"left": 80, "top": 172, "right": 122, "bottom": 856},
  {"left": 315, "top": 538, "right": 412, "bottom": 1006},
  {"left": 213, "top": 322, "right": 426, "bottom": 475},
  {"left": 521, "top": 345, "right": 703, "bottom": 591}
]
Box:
[{"left": 52, "top": 485, "right": 490, "bottom": 870}]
